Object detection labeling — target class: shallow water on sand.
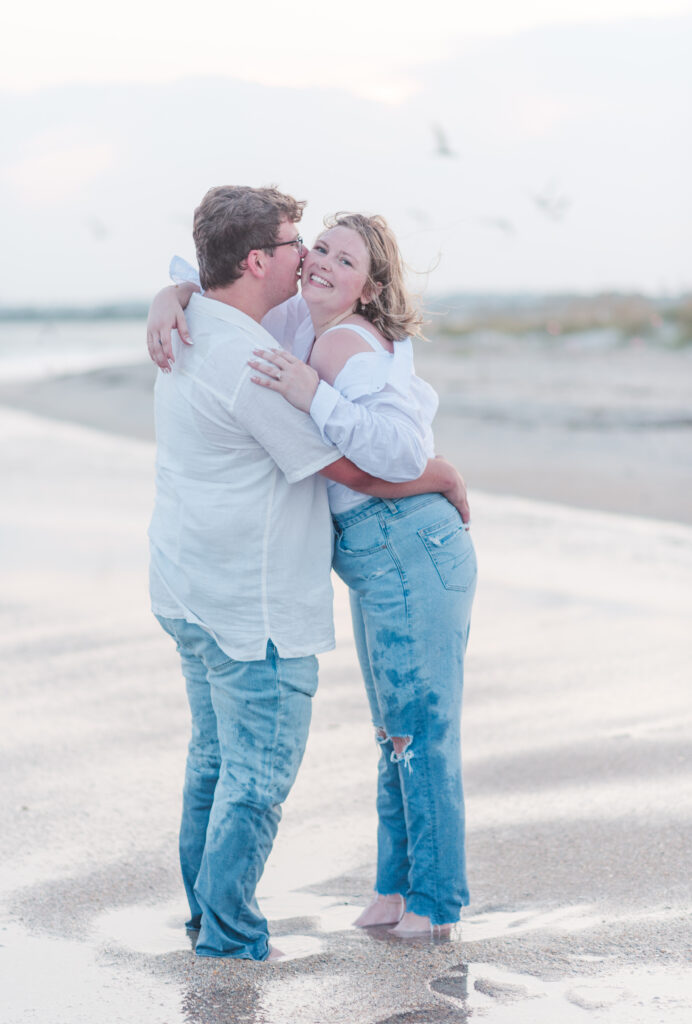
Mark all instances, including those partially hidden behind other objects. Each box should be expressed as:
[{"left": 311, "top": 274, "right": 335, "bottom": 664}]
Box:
[
  {"left": 5, "top": 899, "right": 691, "bottom": 1024},
  {"left": 0, "top": 318, "right": 147, "bottom": 381}
]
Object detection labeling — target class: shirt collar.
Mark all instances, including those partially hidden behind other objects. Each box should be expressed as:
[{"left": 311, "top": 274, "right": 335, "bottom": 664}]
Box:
[{"left": 189, "top": 292, "right": 268, "bottom": 338}]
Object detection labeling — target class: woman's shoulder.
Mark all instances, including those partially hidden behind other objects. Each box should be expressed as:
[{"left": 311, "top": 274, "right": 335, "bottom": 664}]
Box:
[
  {"left": 325, "top": 317, "right": 395, "bottom": 350},
  {"left": 343, "top": 316, "right": 395, "bottom": 353},
  {"left": 311, "top": 318, "right": 387, "bottom": 385}
]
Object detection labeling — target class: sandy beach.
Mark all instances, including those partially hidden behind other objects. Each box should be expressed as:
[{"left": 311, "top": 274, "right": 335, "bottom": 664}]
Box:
[{"left": 1, "top": 326, "right": 691, "bottom": 1023}]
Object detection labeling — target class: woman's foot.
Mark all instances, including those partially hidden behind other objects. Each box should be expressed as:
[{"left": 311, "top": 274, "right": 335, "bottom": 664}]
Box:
[
  {"left": 267, "top": 944, "right": 285, "bottom": 961},
  {"left": 389, "top": 911, "right": 453, "bottom": 937},
  {"left": 354, "top": 893, "right": 405, "bottom": 927}
]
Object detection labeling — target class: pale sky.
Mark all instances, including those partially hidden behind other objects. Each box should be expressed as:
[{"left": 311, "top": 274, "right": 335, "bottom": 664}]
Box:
[
  {"left": 2, "top": 1, "right": 690, "bottom": 97},
  {"left": 2, "top": 1, "right": 691, "bottom": 303}
]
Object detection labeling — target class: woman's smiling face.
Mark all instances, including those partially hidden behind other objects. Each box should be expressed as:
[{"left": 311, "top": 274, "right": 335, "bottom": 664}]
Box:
[{"left": 301, "top": 225, "right": 371, "bottom": 317}]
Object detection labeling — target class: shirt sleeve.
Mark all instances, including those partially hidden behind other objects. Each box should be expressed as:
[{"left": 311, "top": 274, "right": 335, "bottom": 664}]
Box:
[
  {"left": 234, "top": 374, "right": 341, "bottom": 483},
  {"left": 309, "top": 381, "right": 429, "bottom": 482},
  {"left": 169, "top": 255, "right": 201, "bottom": 289}
]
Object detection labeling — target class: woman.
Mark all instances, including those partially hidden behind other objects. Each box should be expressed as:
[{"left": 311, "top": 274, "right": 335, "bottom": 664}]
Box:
[{"left": 148, "top": 214, "right": 477, "bottom": 937}]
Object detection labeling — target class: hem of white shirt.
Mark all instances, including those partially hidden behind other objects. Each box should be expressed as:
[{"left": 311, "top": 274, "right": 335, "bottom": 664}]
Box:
[{"left": 151, "top": 601, "right": 335, "bottom": 661}]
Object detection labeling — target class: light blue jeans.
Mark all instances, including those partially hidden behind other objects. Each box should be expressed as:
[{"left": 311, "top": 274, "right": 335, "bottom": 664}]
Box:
[
  {"left": 156, "top": 616, "right": 318, "bottom": 960},
  {"left": 332, "top": 494, "right": 477, "bottom": 925}
]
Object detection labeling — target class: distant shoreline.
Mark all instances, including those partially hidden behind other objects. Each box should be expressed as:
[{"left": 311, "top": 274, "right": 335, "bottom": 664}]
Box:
[
  {"left": 0, "top": 305, "right": 149, "bottom": 322},
  {"left": 1, "top": 289, "right": 690, "bottom": 339}
]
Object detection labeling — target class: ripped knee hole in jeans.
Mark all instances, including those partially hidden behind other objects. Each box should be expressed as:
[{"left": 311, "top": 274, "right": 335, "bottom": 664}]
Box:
[{"left": 376, "top": 727, "right": 415, "bottom": 773}]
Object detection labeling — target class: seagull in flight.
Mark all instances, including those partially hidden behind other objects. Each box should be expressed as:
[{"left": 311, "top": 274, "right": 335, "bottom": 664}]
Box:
[
  {"left": 531, "top": 180, "right": 571, "bottom": 221},
  {"left": 476, "top": 216, "right": 516, "bottom": 236},
  {"left": 85, "top": 216, "right": 109, "bottom": 241},
  {"left": 431, "top": 122, "right": 457, "bottom": 158}
]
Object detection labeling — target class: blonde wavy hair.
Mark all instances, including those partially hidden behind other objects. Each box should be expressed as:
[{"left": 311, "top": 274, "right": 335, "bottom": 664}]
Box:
[{"left": 323, "top": 212, "right": 426, "bottom": 342}]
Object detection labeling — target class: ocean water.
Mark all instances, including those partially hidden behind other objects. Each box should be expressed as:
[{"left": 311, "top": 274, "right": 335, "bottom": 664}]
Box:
[{"left": 0, "top": 318, "right": 148, "bottom": 382}]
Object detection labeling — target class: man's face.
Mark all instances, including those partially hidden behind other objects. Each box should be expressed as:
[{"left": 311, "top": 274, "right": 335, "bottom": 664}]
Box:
[{"left": 265, "top": 218, "right": 304, "bottom": 306}]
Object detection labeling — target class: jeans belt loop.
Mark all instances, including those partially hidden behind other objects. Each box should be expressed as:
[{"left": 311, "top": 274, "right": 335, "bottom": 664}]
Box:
[{"left": 382, "top": 499, "right": 398, "bottom": 514}]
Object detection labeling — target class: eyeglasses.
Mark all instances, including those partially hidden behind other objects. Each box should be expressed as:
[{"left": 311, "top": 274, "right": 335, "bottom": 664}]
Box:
[{"left": 263, "top": 235, "right": 303, "bottom": 254}]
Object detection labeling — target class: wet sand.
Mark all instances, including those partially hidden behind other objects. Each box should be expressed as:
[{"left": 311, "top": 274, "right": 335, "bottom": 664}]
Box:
[{"left": 1, "top": 356, "right": 691, "bottom": 1022}]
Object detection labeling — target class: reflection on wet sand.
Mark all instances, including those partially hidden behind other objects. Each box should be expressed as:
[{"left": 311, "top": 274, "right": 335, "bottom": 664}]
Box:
[
  {"left": 8, "top": 883, "right": 691, "bottom": 1024},
  {"left": 1, "top": 924, "right": 185, "bottom": 1024}
]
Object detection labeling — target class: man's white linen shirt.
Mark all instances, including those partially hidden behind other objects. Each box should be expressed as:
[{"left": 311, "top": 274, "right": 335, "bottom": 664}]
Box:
[{"left": 149, "top": 293, "right": 341, "bottom": 661}]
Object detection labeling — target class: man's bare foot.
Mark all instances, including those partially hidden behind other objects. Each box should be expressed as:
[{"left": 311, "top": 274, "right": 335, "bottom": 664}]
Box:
[
  {"left": 354, "top": 893, "right": 405, "bottom": 927},
  {"left": 390, "top": 911, "right": 453, "bottom": 937}
]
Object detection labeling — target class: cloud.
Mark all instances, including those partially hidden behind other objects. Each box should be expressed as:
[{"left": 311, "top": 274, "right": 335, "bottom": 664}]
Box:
[
  {"left": 2, "top": 2, "right": 691, "bottom": 96},
  {"left": 0, "top": 14, "right": 690, "bottom": 301},
  {"left": 3, "top": 132, "right": 117, "bottom": 204}
]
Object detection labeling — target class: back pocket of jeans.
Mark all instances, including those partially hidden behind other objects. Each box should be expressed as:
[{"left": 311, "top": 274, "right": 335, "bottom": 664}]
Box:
[{"left": 418, "top": 516, "right": 476, "bottom": 591}]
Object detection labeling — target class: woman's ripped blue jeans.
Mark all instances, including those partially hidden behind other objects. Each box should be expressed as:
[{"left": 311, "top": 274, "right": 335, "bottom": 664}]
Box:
[{"left": 332, "top": 493, "right": 477, "bottom": 925}]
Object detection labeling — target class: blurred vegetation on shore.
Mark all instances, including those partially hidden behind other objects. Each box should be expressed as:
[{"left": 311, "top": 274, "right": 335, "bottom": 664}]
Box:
[
  {"left": 427, "top": 293, "right": 692, "bottom": 348},
  {"left": 2, "top": 292, "right": 691, "bottom": 347}
]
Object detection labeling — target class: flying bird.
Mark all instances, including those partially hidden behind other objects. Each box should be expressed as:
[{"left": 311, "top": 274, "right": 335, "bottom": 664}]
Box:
[
  {"left": 406, "top": 207, "right": 433, "bottom": 227},
  {"left": 431, "top": 122, "right": 457, "bottom": 158},
  {"left": 476, "top": 216, "right": 516, "bottom": 236},
  {"left": 530, "top": 180, "right": 572, "bottom": 222},
  {"left": 85, "top": 216, "right": 109, "bottom": 241}
]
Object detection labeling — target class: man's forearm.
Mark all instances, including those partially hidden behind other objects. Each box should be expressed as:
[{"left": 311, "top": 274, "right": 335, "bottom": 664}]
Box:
[
  {"left": 321, "top": 456, "right": 470, "bottom": 522},
  {"left": 357, "top": 459, "right": 457, "bottom": 499}
]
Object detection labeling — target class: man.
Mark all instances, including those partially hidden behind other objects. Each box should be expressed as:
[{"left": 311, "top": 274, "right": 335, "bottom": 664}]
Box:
[{"left": 149, "top": 185, "right": 468, "bottom": 961}]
